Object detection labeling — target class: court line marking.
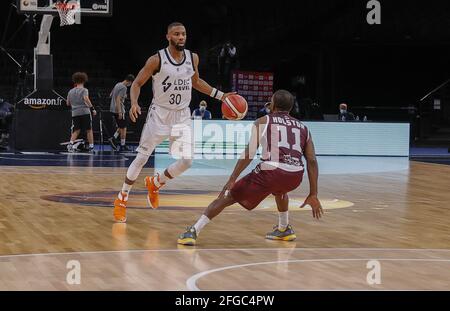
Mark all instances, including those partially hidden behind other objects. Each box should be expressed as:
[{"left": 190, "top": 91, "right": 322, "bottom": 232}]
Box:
[
  {"left": 186, "top": 258, "right": 450, "bottom": 291},
  {"left": 0, "top": 157, "right": 128, "bottom": 162},
  {"left": 0, "top": 172, "right": 133, "bottom": 176},
  {"left": 0, "top": 171, "right": 223, "bottom": 176},
  {"left": 0, "top": 247, "right": 449, "bottom": 259},
  {"left": 0, "top": 171, "right": 142, "bottom": 176}
]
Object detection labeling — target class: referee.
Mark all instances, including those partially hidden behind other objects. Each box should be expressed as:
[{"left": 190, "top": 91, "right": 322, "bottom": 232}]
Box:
[
  {"left": 109, "top": 74, "right": 135, "bottom": 152},
  {"left": 66, "top": 72, "right": 97, "bottom": 153}
]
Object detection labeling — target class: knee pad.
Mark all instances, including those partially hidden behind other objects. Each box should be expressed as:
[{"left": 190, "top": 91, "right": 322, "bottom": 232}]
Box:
[
  {"left": 126, "top": 152, "right": 150, "bottom": 181},
  {"left": 167, "top": 158, "right": 193, "bottom": 178}
]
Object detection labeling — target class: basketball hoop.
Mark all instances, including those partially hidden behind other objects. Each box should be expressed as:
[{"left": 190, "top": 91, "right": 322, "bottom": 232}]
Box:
[{"left": 54, "top": 0, "right": 80, "bottom": 26}]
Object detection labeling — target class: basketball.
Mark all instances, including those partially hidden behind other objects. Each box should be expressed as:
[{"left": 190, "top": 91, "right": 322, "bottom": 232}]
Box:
[{"left": 222, "top": 94, "right": 248, "bottom": 120}]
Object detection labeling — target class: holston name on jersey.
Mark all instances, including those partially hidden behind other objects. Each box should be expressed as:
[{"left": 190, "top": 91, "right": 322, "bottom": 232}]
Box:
[{"left": 271, "top": 116, "right": 305, "bottom": 129}]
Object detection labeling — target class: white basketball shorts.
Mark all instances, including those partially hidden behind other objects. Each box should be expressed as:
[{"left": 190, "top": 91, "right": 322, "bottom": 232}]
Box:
[{"left": 136, "top": 104, "right": 194, "bottom": 159}]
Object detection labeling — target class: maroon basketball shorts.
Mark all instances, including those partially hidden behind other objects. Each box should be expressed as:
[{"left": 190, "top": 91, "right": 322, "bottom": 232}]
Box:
[{"left": 230, "top": 164, "right": 304, "bottom": 210}]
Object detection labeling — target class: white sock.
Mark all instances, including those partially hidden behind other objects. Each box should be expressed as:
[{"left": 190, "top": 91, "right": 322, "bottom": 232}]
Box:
[
  {"left": 121, "top": 139, "right": 126, "bottom": 146},
  {"left": 278, "top": 211, "right": 289, "bottom": 231},
  {"left": 156, "top": 172, "right": 169, "bottom": 185},
  {"left": 119, "top": 183, "right": 132, "bottom": 200},
  {"left": 114, "top": 131, "right": 120, "bottom": 139},
  {"left": 194, "top": 215, "right": 210, "bottom": 234},
  {"left": 89, "top": 144, "right": 94, "bottom": 148}
]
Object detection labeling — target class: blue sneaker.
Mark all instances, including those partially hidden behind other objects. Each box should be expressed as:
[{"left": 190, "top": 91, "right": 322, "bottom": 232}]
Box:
[
  {"left": 177, "top": 226, "right": 197, "bottom": 246},
  {"left": 265, "top": 225, "right": 296, "bottom": 241}
]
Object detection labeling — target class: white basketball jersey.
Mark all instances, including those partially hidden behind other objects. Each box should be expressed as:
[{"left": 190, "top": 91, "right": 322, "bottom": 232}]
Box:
[{"left": 151, "top": 48, "right": 195, "bottom": 110}]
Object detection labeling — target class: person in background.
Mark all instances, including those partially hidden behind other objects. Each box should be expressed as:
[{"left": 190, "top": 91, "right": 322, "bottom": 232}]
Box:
[
  {"left": 192, "top": 100, "right": 212, "bottom": 120},
  {"left": 66, "top": 72, "right": 97, "bottom": 153},
  {"left": 109, "top": 74, "right": 135, "bottom": 152},
  {"left": 257, "top": 102, "right": 271, "bottom": 119},
  {"left": 218, "top": 41, "right": 238, "bottom": 91},
  {"left": 338, "top": 103, "right": 355, "bottom": 122},
  {"left": 0, "top": 98, "right": 13, "bottom": 149}
]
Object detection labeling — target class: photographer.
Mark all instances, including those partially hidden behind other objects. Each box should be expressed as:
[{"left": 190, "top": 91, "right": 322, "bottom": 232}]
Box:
[{"left": 218, "top": 41, "right": 237, "bottom": 91}]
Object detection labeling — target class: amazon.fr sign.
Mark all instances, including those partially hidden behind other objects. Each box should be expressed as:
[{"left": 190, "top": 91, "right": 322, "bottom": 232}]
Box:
[{"left": 17, "top": 91, "right": 68, "bottom": 111}]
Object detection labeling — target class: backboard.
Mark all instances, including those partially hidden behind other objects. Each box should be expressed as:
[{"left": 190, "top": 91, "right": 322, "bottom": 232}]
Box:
[{"left": 17, "top": 0, "right": 112, "bottom": 16}]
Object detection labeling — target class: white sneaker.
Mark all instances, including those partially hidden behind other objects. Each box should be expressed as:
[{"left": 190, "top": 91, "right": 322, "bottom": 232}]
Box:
[{"left": 67, "top": 143, "right": 74, "bottom": 153}]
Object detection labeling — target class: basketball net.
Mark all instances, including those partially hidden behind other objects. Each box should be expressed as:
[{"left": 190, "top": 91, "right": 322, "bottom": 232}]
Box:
[{"left": 55, "top": 1, "right": 80, "bottom": 26}]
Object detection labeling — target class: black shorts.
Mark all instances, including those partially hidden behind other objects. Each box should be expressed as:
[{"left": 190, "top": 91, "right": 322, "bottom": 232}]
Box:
[
  {"left": 72, "top": 114, "right": 92, "bottom": 131},
  {"left": 113, "top": 113, "right": 128, "bottom": 129}
]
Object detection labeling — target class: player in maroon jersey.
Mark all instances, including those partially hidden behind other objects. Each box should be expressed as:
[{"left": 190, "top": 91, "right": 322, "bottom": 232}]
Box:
[{"left": 178, "top": 90, "right": 323, "bottom": 245}]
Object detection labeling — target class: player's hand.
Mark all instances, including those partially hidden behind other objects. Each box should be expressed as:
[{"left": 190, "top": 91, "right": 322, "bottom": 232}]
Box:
[
  {"left": 219, "top": 178, "right": 236, "bottom": 198},
  {"left": 300, "top": 195, "right": 323, "bottom": 219},
  {"left": 221, "top": 92, "right": 237, "bottom": 102},
  {"left": 118, "top": 113, "right": 124, "bottom": 120},
  {"left": 92, "top": 109, "right": 97, "bottom": 117},
  {"left": 130, "top": 105, "right": 141, "bottom": 123}
]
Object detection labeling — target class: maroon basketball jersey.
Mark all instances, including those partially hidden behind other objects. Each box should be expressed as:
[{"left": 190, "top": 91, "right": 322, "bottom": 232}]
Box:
[{"left": 260, "top": 112, "right": 310, "bottom": 172}]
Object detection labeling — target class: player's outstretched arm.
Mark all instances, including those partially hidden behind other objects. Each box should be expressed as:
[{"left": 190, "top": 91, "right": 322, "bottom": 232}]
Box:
[
  {"left": 129, "top": 54, "right": 159, "bottom": 122},
  {"left": 191, "top": 53, "right": 235, "bottom": 102},
  {"left": 301, "top": 135, "right": 323, "bottom": 219}
]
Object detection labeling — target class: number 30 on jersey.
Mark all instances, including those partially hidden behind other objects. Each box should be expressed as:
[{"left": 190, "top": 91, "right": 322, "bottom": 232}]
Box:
[{"left": 169, "top": 94, "right": 182, "bottom": 105}]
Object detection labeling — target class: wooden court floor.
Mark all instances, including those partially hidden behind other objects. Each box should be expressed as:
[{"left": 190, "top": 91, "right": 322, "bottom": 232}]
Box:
[{"left": 1, "top": 160, "right": 450, "bottom": 290}]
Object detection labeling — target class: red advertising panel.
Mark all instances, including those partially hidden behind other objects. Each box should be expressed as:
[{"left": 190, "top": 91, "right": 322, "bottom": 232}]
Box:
[{"left": 231, "top": 70, "right": 274, "bottom": 119}]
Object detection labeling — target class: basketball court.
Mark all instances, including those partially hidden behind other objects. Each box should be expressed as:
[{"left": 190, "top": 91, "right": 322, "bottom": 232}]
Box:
[
  {"left": 1, "top": 153, "right": 450, "bottom": 290},
  {"left": 1, "top": 0, "right": 450, "bottom": 292}
]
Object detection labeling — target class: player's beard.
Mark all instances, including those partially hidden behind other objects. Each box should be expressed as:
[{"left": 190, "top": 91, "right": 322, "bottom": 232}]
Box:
[{"left": 171, "top": 39, "right": 185, "bottom": 51}]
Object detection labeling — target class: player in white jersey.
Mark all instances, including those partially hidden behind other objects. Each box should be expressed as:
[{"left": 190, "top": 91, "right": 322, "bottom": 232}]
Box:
[{"left": 113, "top": 22, "right": 235, "bottom": 223}]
